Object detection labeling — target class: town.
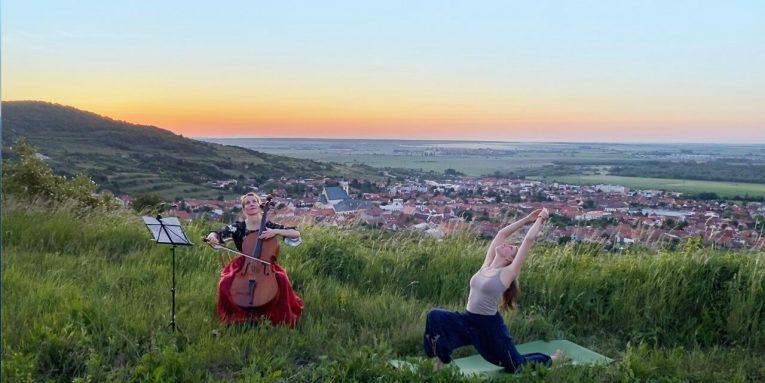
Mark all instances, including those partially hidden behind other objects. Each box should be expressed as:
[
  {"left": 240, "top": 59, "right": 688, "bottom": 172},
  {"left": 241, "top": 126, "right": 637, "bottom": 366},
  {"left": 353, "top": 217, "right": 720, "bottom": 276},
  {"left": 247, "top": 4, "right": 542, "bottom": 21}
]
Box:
[{"left": 120, "top": 176, "right": 765, "bottom": 251}]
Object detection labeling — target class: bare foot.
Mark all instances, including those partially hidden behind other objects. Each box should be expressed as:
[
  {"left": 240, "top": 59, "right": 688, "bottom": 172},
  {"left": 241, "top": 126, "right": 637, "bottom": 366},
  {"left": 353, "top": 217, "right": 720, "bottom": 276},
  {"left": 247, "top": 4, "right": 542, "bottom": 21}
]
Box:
[{"left": 551, "top": 349, "right": 566, "bottom": 365}]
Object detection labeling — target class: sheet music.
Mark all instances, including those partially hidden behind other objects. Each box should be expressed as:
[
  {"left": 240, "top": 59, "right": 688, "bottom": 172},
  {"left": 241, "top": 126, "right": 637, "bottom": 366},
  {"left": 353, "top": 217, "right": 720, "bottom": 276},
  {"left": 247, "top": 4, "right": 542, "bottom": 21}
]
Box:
[{"left": 142, "top": 216, "right": 192, "bottom": 245}]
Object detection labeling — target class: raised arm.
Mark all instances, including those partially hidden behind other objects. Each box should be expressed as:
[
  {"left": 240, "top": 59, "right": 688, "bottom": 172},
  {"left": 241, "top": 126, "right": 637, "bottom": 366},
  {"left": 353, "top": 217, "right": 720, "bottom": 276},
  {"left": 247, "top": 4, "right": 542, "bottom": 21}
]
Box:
[
  {"left": 500, "top": 208, "right": 548, "bottom": 284},
  {"left": 482, "top": 209, "right": 542, "bottom": 268}
]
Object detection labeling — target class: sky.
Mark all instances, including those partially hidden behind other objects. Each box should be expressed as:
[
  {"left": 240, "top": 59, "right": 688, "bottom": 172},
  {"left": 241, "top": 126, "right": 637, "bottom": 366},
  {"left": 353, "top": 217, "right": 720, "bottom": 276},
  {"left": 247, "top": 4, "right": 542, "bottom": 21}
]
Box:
[{"left": 2, "top": 1, "right": 764, "bottom": 143}]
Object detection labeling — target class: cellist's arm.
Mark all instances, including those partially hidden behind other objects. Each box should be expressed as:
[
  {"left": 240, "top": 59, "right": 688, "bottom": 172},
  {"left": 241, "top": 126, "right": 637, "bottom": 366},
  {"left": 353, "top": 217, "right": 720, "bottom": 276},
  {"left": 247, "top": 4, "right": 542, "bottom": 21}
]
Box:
[
  {"left": 275, "top": 228, "right": 300, "bottom": 238},
  {"left": 259, "top": 229, "right": 300, "bottom": 239},
  {"left": 260, "top": 222, "right": 302, "bottom": 245},
  {"left": 207, "top": 223, "right": 238, "bottom": 244}
]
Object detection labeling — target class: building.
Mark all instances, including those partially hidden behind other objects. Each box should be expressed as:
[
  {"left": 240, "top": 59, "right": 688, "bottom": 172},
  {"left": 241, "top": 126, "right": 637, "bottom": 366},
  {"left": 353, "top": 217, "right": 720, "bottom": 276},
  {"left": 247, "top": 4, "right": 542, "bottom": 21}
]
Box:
[
  {"left": 595, "top": 184, "right": 628, "bottom": 194},
  {"left": 319, "top": 186, "right": 350, "bottom": 206},
  {"left": 381, "top": 198, "right": 404, "bottom": 212}
]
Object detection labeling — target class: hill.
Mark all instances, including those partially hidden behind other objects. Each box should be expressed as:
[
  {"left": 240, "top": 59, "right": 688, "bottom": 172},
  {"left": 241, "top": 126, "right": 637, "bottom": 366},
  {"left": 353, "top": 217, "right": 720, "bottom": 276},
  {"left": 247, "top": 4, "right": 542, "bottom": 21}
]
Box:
[
  {"left": 1, "top": 101, "right": 384, "bottom": 199},
  {"left": 2, "top": 200, "right": 764, "bottom": 382}
]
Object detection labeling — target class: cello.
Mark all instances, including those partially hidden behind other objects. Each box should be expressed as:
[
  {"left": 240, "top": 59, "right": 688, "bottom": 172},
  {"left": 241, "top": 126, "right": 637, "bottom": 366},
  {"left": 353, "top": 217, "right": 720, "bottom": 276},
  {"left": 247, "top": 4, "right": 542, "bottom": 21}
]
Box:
[{"left": 226, "top": 196, "right": 280, "bottom": 308}]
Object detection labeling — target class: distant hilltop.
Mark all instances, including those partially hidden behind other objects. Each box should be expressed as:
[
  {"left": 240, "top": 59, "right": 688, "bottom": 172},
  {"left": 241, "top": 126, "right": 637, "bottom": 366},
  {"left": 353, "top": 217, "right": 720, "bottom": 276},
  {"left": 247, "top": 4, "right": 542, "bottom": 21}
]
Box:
[{"left": 0, "top": 101, "right": 384, "bottom": 199}]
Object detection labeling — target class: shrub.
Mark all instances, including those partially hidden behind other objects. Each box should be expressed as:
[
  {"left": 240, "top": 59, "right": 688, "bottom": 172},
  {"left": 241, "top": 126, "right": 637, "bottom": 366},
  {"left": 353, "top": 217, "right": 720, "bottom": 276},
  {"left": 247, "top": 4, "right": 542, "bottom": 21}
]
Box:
[{"left": 2, "top": 140, "right": 113, "bottom": 209}]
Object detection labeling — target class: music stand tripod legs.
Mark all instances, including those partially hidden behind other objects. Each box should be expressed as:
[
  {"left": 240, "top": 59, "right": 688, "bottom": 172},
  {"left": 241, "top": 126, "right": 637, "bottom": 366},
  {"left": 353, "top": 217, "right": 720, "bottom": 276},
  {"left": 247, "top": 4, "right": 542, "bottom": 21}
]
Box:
[{"left": 142, "top": 215, "right": 193, "bottom": 332}]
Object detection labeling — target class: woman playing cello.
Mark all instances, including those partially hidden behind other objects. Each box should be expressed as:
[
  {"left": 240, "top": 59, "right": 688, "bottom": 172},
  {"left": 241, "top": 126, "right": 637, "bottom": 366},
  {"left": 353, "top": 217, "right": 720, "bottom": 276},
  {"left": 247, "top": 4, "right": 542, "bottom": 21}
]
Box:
[{"left": 205, "top": 192, "right": 303, "bottom": 327}]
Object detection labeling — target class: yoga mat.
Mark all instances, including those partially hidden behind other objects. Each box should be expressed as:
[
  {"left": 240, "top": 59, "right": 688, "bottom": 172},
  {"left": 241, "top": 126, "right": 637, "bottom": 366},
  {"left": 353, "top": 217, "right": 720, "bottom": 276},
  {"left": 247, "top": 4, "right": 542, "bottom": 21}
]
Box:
[{"left": 391, "top": 339, "right": 613, "bottom": 377}]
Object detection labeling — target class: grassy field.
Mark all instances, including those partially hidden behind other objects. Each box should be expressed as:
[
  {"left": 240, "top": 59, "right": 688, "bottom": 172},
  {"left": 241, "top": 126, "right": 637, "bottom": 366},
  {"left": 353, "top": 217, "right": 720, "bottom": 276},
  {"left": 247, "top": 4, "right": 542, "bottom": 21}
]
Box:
[
  {"left": 243, "top": 149, "right": 629, "bottom": 177},
  {"left": 263, "top": 153, "right": 552, "bottom": 176},
  {"left": 3, "top": 201, "right": 765, "bottom": 382},
  {"left": 549, "top": 175, "right": 765, "bottom": 198}
]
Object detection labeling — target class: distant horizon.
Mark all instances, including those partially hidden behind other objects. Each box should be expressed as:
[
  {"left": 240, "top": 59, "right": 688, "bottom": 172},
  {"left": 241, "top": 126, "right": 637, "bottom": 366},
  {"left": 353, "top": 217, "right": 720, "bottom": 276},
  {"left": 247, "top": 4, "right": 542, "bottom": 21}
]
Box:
[
  {"left": 4, "top": 99, "right": 764, "bottom": 145},
  {"left": 196, "top": 136, "right": 765, "bottom": 146},
  {"left": 6, "top": 97, "right": 763, "bottom": 144}
]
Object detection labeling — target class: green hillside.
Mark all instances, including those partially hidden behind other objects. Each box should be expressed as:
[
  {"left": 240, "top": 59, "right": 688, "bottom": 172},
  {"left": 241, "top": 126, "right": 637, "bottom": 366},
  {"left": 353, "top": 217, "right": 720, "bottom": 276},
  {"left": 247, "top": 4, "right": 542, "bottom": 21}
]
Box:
[
  {"left": 2, "top": 200, "right": 764, "bottom": 382},
  {"left": 1, "top": 101, "right": 384, "bottom": 199}
]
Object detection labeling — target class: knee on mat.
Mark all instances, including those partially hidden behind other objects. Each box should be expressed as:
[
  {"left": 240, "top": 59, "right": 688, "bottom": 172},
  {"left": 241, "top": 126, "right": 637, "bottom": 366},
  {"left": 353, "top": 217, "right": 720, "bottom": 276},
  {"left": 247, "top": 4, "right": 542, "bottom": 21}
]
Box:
[{"left": 423, "top": 331, "right": 448, "bottom": 360}]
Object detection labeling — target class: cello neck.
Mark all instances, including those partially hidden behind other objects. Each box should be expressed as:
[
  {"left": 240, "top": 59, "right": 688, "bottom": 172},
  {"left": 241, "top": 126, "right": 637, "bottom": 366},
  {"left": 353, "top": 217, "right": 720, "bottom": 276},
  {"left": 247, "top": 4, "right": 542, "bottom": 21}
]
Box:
[{"left": 250, "top": 197, "right": 272, "bottom": 260}]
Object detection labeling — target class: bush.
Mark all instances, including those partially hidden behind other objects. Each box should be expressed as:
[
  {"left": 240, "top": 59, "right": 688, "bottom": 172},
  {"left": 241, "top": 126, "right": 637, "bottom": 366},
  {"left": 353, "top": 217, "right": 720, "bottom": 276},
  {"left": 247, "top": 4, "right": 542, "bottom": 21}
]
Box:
[
  {"left": 132, "top": 193, "right": 165, "bottom": 213},
  {"left": 2, "top": 140, "right": 112, "bottom": 209}
]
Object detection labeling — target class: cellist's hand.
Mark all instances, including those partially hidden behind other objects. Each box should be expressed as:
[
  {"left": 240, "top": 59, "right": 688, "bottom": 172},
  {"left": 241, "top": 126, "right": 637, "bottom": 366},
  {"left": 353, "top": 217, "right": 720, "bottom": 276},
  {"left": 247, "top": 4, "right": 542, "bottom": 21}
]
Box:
[
  {"left": 205, "top": 233, "right": 220, "bottom": 245},
  {"left": 259, "top": 229, "right": 278, "bottom": 239}
]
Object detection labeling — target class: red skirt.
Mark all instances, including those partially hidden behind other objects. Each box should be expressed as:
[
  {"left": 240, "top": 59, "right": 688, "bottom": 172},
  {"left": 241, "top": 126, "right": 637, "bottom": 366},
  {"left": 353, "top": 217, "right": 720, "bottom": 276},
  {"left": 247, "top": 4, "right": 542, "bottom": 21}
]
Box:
[{"left": 217, "top": 256, "right": 303, "bottom": 327}]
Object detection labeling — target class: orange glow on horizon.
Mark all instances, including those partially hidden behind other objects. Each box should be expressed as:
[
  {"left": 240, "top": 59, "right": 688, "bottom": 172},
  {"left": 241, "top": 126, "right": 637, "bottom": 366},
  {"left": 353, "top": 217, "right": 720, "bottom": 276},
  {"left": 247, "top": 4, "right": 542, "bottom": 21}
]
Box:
[{"left": 4, "top": 68, "right": 764, "bottom": 142}]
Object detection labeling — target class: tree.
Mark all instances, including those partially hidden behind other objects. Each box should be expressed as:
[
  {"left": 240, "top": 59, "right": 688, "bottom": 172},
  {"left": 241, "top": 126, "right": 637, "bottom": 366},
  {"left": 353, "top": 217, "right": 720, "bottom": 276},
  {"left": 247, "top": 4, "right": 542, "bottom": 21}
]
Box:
[
  {"left": 695, "top": 192, "right": 720, "bottom": 201},
  {"left": 444, "top": 168, "right": 464, "bottom": 177},
  {"left": 132, "top": 193, "right": 164, "bottom": 213},
  {"left": 2, "top": 139, "right": 110, "bottom": 209},
  {"left": 549, "top": 214, "right": 574, "bottom": 227},
  {"left": 476, "top": 210, "right": 490, "bottom": 222}
]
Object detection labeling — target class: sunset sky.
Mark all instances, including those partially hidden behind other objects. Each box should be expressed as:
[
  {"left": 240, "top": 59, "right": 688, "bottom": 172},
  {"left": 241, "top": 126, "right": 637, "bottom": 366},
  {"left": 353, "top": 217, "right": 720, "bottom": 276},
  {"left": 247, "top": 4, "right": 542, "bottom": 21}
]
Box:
[{"left": 3, "top": 1, "right": 764, "bottom": 143}]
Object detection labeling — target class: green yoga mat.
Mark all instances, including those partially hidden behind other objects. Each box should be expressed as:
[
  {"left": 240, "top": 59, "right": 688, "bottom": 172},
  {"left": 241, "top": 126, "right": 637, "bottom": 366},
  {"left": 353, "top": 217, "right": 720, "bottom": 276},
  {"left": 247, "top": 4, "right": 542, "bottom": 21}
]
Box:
[{"left": 391, "top": 339, "right": 613, "bottom": 377}]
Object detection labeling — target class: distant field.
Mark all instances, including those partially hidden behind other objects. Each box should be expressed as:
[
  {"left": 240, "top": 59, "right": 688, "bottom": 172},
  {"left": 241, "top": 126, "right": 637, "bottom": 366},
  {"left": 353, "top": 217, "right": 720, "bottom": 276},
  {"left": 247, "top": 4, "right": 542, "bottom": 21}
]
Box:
[
  {"left": 266, "top": 152, "right": 551, "bottom": 176},
  {"left": 200, "top": 138, "right": 765, "bottom": 181},
  {"left": 206, "top": 139, "right": 644, "bottom": 176},
  {"left": 247, "top": 151, "right": 625, "bottom": 176},
  {"left": 106, "top": 173, "right": 239, "bottom": 200},
  {"left": 549, "top": 175, "right": 765, "bottom": 197}
]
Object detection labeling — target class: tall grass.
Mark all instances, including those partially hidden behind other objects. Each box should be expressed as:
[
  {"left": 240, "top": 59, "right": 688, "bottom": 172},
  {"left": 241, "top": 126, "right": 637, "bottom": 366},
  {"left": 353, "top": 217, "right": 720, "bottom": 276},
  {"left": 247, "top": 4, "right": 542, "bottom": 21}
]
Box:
[
  {"left": 3, "top": 201, "right": 765, "bottom": 382},
  {"left": 290, "top": 226, "right": 765, "bottom": 349}
]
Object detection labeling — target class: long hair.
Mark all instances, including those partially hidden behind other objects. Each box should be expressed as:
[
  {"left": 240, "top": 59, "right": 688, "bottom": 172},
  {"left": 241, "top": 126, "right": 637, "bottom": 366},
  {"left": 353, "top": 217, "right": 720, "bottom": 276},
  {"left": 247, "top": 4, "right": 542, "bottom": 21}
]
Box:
[
  {"left": 501, "top": 279, "right": 520, "bottom": 311},
  {"left": 498, "top": 241, "right": 521, "bottom": 311}
]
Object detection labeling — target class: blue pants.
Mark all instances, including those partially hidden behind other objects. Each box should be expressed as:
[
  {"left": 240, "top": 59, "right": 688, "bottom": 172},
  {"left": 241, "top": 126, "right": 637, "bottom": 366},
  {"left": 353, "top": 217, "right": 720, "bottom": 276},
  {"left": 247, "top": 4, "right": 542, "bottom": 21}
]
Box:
[{"left": 423, "top": 308, "right": 551, "bottom": 373}]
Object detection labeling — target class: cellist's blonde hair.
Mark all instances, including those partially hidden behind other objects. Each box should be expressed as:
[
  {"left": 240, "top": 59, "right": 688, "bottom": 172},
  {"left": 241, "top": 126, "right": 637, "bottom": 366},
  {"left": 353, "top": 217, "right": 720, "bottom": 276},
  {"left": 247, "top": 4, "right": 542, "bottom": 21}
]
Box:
[
  {"left": 239, "top": 193, "right": 262, "bottom": 220},
  {"left": 240, "top": 192, "right": 262, "bottom": 205}
]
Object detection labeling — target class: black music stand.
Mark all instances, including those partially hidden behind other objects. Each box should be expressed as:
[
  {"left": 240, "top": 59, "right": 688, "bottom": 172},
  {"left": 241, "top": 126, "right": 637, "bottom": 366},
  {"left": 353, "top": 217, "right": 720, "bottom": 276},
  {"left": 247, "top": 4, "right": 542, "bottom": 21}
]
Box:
[{"left": 142, "top": 215, "right": 192, "bottom": 332}]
